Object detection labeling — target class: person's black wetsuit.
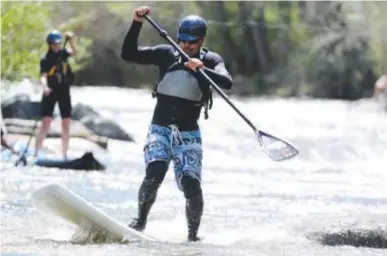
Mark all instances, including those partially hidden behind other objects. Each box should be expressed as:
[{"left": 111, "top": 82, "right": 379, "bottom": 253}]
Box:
[
  {"left": 121, "top": 20, "right": 233, "bottom": 241},
  {"left": 121, "top": 20, "right": 232, "bottom": 130},
  {"left": 40, "top": 49, "right": 73, "bottom": 119}
]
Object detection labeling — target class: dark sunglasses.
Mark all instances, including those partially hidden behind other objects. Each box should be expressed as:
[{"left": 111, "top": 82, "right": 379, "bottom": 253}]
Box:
[
  {"left": 179, "top": 38, "right": 201, "bottom": 44},
  {"left": 179, "top": 26, "right": 204, "bottom": 37}
]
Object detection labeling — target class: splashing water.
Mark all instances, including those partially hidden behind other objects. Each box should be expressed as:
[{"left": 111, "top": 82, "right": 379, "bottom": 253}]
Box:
[{"left": 1, "top": 80, "right": 387, "bottom": 256}]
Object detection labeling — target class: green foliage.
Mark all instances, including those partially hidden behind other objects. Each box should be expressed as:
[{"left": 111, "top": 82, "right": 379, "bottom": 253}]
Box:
[
  {"left": 55, "top": 13, "right": 93, "bottom": 73},
  {"left": 1, "top": 1, "right": 50, "bottom": 81},
  {"left": 1, "top": 1, "right": 385, "bottom": 99},
  {"left": 362, "top": 2, "right": 387, "bottom": 74},
  {"left": 1, "top": 1, "right": 93, "bottom": 83}
]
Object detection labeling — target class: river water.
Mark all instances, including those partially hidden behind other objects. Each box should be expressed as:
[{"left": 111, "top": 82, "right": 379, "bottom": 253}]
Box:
[{"left": 1, "top": 82, "right": 387, "bottom": 256}]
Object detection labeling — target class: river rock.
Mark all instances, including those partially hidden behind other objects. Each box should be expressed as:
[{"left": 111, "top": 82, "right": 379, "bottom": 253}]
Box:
[
  {"left": 1, "top": 95, "right": 134, "bottom": 143},
  {"left": 80, "top": 115, "right": 134, "bottom": 142},
  {"left": 72, "top": 103, "right": 100, "bottom": 120},
  {"left": 3, "top": 118, "right": 108, "bottom": 149},
  {"left": 72, "top": 103, "right": 134, "bottom": 142},
  {"left": 1, "top": 94, "right": 45, "bottom": 120}
]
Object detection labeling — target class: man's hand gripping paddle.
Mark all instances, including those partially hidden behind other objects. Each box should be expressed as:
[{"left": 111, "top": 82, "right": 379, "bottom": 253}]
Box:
[{"left": 143, "top": 15, "right": 299, "bottom": 162}]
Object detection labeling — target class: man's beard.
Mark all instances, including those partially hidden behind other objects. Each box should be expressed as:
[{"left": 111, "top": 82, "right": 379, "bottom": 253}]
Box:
[{"left": 182, "top": 48, "right": 198, "bottom": 57}]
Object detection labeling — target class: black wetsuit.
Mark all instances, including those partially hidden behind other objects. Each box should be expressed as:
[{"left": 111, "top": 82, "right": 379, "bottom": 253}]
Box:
[
  {"left": 40, "top": 49, "right": 73, "bottom": 119},
  {"left": 121, "top": 20, "right": 233, "bottom": 130},
  {"left": 121, "top": 20, "right": 233, "bottom": 241}
]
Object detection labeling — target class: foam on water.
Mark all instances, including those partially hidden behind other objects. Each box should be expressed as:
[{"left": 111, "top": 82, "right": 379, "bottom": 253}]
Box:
[{"left": 1, "top": 80, "right": 387, "bottom": 255}]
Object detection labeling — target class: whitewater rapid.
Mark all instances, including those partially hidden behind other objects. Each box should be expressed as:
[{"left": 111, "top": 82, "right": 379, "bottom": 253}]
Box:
[{"left": 1, "top": 81, "right": 386, "bottom": 256}]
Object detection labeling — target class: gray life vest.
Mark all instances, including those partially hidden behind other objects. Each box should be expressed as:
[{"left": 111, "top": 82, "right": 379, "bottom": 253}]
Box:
[{"left": 152, "top": 48, "right": 213, "bottom": 119}]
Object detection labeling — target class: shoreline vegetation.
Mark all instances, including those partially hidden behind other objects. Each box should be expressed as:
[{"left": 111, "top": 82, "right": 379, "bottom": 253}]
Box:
[{"left": 2, "top": 1, "right": 386, "bottom": 99}]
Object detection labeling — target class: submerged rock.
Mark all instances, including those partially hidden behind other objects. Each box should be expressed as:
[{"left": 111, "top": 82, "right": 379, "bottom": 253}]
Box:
[{"left": 311, "top": 228, "right": 387, "bottom": 249}]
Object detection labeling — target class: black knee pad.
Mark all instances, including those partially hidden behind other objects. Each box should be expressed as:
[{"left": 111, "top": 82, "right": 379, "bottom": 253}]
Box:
[
  {"left": 145, "top": 161, "right": 168, "bottom": 184},
  {"left": 181, "top": 175, "right": 202, "bottom": 199}
]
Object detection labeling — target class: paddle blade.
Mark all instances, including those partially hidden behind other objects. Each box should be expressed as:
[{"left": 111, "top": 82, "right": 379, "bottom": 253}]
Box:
[{"left": 256, "top": 130, "right": 299, "bottom": 161}]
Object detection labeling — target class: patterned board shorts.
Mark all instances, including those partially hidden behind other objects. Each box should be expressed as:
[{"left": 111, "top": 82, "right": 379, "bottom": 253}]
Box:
[{"left": 144, "top": 124, "right": 203, "bottom": 190}]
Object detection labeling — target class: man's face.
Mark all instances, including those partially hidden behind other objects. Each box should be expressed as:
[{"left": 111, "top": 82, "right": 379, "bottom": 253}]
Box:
[
  {"left": 50, "top": 42, "right": 61, "bottom": 52},
  {"left": 178, "top": 38, "right": 204, "bottom": 57}
]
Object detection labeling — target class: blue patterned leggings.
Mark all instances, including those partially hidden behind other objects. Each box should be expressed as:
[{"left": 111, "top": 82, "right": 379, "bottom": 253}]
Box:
[{"left": 144, "top": 124, "right": 203, "bottom": 190}]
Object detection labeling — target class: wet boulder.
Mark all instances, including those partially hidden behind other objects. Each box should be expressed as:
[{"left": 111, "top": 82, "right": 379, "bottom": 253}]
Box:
[
  {"left": 3, "top": 118, "right": 108, "bottom": 149},
  {"left": 1, "top": 95, "right": 134, "bottom": 143},
  {"left": 71, "top": 103, "right": 134, "bottom": 142},
  {"left": 1, "top": 94, "right": 45, "bottom": 120},
  {"left": 71, "top": 103, "right": 100, "bottom": 120}
]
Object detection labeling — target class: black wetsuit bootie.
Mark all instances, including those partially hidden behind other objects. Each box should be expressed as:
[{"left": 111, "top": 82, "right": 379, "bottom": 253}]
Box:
[
  {"left": 186, "top": 193, "right": 203, "bottom": 242},
  {"left": 129, "top": 177, "right": 160, "bottom": 231}
]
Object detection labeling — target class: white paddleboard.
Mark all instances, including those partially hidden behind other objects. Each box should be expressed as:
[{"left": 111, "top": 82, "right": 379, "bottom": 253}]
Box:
[{"left": 30, "top": 183, "right": 155, "bottom": 242}]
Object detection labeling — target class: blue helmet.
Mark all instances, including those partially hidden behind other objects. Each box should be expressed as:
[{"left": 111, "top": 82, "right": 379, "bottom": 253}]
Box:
[
  {"left": 46, "top": 30, "right": 62, "bottom": 44},
  {"left": 177, "top": 15, "right": 207, "bottom": 41}
]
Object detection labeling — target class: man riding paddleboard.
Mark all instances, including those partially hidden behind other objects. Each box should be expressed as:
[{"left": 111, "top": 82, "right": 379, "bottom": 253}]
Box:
[{"left": 121, "top": 6, "right": 233, "bottom": 242}]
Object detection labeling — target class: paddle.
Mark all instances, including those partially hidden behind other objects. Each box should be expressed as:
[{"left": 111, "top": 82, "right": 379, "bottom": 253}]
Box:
[
  {"left": 143, "top": 15, "right": 299, "bottom": 162},
  {"left": 15, "top": 38, "right": 69, "bottom": 166}
]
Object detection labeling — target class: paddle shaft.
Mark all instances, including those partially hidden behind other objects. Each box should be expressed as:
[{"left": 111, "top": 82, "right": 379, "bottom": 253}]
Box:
[
  {"left": 143, "top": 15, "right": 300, "bottom": 162},
  {"left": 144, "top": 15, "right": 258, "bottom": 134},
  {"left": 15, "top": 119, "right": 39, "bottom": 166}
]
